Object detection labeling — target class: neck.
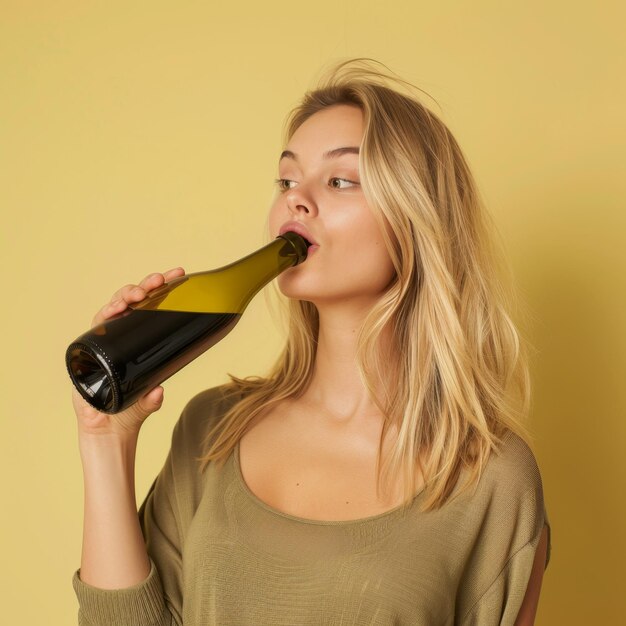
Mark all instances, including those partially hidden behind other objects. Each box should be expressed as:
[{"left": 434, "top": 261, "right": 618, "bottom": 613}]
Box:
[{"left": 301, "top": 299, "right": 394, "bottom": 423}]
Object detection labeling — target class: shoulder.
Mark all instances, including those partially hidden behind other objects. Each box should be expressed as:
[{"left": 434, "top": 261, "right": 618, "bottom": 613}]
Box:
[
  {"left": 485, "top": 431, "right": 541, "bottom": 489},
  {"left": 170, "top": 383, "right": 244, "bottom": 452},
  {"left": 181, "top": 382, "right": 243, "bottom": 419},
  {"left": 452, "top": 430, "right": 549, "bottom": 556},
  {"left": 467, "top": 429, "right": 549, "bottom": 561},
  {"left": 478, "top": 430, "right": 544, "bottom": 500}
]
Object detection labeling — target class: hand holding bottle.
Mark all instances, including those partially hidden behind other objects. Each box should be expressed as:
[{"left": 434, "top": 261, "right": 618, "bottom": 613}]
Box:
[
  {"left": 66, "top": 232, "right": 308, "bottom": 414},
  {"left": 73, "top": 268, "right": 186, "bottom": 589},
  {"left": 72, "top": 267, "right": 186, "bottom": 438}
]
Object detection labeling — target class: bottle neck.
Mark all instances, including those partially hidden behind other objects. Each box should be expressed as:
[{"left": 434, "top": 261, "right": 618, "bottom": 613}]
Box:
[
  {"left": 231, "top": 232, "right": 306, "bottom": 275},
  {"left": 130, "top": 233, "right": 308, "bottom": 314},
  {"left": 215, "top": 234, "right": 307, "bottom": 309}
]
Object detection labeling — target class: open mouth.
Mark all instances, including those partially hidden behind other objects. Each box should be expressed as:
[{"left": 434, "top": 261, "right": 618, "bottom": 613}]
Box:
[{"left": 280, "top": 227, "right": 318, "bottom": 251}]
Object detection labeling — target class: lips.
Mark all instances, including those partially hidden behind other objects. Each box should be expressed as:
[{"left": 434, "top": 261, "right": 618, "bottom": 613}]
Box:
[{"left": 279, "top": 221, "right": 318, "bottom": 248}]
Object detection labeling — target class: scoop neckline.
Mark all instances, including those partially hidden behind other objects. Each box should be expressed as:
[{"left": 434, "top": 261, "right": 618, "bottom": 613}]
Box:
[{"left": 232, "top": 439, "right": 425, "bottom": 526}]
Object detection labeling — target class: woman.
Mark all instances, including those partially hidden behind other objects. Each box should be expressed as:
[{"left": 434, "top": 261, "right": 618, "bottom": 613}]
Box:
[{"left": 72, "top": 60, "right": 551, "bottom": 625}]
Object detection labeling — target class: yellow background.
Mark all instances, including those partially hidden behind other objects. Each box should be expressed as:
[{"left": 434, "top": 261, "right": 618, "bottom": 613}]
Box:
[{"left": 1, "top": 1, "right": 624, "bottom": 623}]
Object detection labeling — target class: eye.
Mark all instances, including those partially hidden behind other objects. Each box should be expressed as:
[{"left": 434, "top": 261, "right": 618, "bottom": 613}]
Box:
[
  {"left": 329, "top": 177, "right": 359, "bottom": 190},
  {"left": 275, "top": 178, "right": 297, "bottom": 192}
]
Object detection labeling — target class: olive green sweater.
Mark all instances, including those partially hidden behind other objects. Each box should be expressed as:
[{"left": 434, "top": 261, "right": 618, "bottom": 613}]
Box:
[{"left": 73, "top": 385, "right": 551, "bottom": 625}]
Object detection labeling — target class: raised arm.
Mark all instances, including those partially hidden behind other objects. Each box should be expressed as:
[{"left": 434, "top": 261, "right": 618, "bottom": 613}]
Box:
[{"left": 72, "top": 268, "right": 185, "bottom": 625}]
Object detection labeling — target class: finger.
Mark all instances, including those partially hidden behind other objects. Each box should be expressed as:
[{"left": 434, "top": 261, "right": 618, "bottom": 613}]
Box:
[
  {"left": 163, "top": 267, "right": 185, "bottom": 281},
  {"left": 92, "top": 286, "right": 138, "bottom": 325},
  {"left": 92, "top": 298, "right": 127, "bottom": 326},
  {"left": 93, "top": 268, "right": 185, "bottom": 327},
  {"left": 123, "top": 284, "right": 148, "bottom": 303},
  {"left": 111, "top": 283, "right": 141, "bottom": 302},
  {"left": 138, "top": 272, "right": 166, "bottom": 291},
  {"left": 137, "top": 268, "right": 184, "bottom": 293},
  {"left": 133, "top": 385, "right": 164, "bottom": 416}
]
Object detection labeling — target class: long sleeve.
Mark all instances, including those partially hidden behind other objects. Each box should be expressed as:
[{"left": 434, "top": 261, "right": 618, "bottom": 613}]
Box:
[{"left": 72, "top": 559, "right": 176, "bottom": 626}]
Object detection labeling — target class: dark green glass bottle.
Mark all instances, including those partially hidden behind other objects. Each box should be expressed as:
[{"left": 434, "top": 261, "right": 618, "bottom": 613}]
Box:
[{"left": 66, "top": 232, "right": 308, "bottom": 414}]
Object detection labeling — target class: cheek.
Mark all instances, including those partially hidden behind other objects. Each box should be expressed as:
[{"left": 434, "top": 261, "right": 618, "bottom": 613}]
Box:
[
  {"left": 360, "top": 219, "right": 395, "bottom": 284},
  {"left": 355, "top": 239, "right": 395, "bottom": 287},
  {"left": 341, "top": 208, "right": 390, "bottom": 257},
  {"left": 331, "top": 214, "right": 395, "bottom": 287}
]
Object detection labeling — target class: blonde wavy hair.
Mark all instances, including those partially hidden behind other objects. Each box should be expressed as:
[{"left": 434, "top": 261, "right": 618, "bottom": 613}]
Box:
[{"left": 199, "top": 59, "right": 534, "bottom": 512}]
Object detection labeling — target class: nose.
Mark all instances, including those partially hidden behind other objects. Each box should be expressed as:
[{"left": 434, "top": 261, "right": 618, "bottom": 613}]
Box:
[{"left": 286, "top": 183, "right": 318, "bottom": 217}]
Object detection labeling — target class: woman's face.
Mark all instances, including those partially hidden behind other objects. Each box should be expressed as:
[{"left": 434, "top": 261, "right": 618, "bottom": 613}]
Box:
[{"left": 269, "top": 104, "right": 395, "bottom": 307}]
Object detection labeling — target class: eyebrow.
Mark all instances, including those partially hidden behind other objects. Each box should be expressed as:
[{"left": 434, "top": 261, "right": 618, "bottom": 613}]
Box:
[{"left": 279, "top": 146, "right": 360, "bottom": 162}]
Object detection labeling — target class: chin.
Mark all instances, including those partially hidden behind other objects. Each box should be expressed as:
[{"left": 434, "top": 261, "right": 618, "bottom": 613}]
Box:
[{"left": 276, "top": 279, "right": 327, "bottom": 304}]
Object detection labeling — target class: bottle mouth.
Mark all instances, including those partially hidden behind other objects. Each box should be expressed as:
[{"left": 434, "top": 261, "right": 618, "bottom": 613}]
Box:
[
  {"left": 66, "top": 344, "right": 120, "bottom": 413},
  {"left": 277, "top": 231, "right": 309, "bottom": 264}
]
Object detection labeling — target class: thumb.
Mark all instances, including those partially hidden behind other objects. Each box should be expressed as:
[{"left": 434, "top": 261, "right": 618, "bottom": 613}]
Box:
[{"left": 133, "top": 385, "right": 165, "bottom": 417}]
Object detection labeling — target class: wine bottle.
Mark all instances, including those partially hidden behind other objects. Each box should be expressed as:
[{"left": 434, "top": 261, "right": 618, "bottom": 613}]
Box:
[{"left": 66, "top": 232, "right": 308, "bottom": 414}]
